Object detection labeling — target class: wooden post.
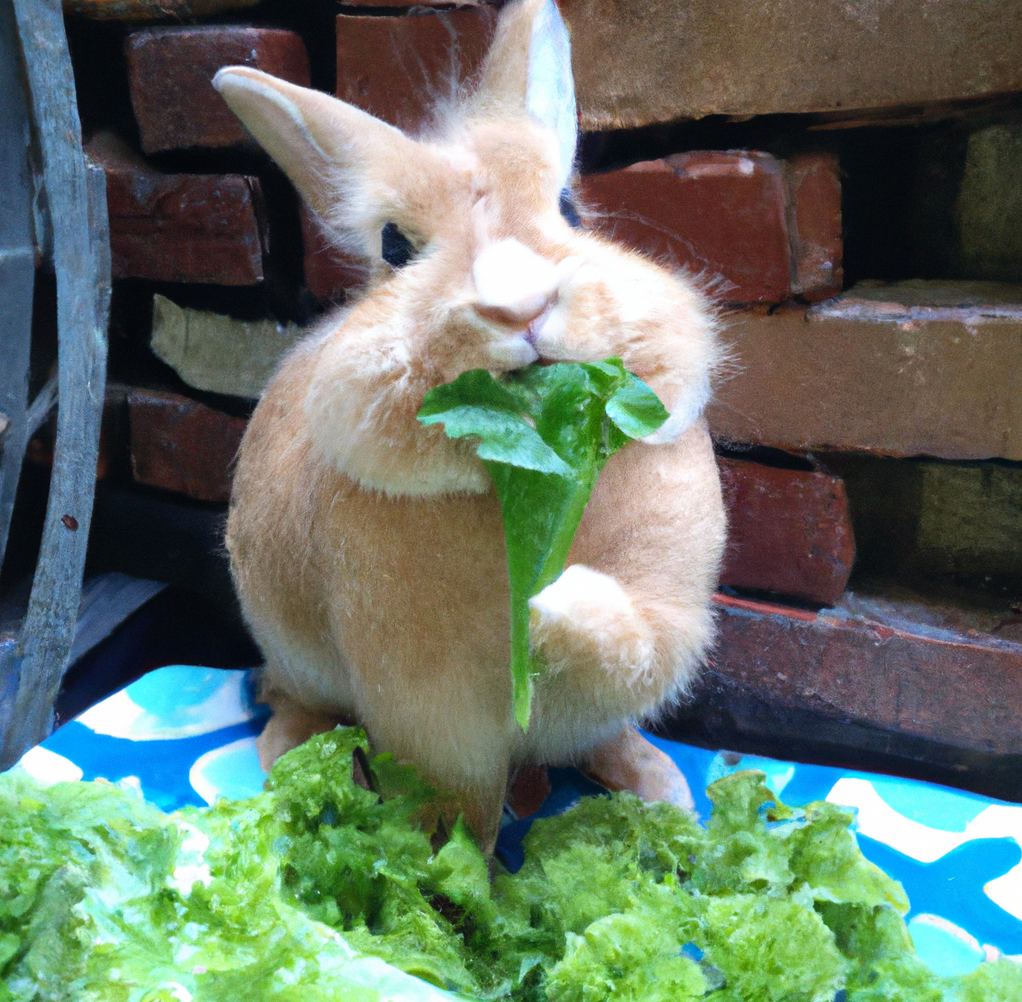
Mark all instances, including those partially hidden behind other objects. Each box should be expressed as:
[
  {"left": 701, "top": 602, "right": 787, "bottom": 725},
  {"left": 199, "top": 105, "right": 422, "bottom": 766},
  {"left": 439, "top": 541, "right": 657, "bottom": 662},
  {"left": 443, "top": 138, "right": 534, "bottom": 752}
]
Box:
[
  {"left": 0, "top": 0, "right": 36, "bottom": 574},
  {"left": 0, "top": 0, "right": 111, "bottom": 768}
]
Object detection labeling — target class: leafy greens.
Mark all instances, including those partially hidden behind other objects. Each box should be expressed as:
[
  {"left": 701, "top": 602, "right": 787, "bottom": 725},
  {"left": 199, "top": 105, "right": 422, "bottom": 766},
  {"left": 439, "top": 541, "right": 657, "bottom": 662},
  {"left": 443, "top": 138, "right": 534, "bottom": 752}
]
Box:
[
  {"left": 417, "top": 360, "right": 669, "bottom": 729},
  {"left": 3, "top": 730, "right": 1020, "bottom": 1001}
]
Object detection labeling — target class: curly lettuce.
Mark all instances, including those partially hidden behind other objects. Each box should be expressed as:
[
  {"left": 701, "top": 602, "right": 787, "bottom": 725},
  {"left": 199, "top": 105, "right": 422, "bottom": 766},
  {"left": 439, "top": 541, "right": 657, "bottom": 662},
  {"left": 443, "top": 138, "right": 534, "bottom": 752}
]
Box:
[{"left": 3, "top": 734, "right": 1021, "bottom": 1002}]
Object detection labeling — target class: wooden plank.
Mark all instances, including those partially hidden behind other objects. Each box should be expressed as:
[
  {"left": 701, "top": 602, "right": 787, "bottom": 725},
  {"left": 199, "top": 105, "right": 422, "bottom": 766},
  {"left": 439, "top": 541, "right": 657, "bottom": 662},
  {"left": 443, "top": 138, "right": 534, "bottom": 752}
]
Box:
[
  {"left": 0, "top": 0, "right": 111, "bottom": 769},
  {"left": 26, "top": 374, "right": 58, "bottom": 439},
  {"left": 661, "top": 593, "right": 1022, "bottom": 802},
  {"left": 26, "top": 380, "right": 124, "bottom": 483},
  {"left": 707, "top": 282, "right": 1022, "bottom": 461},
  {"left": 559, "top": 0, "right": 1022, "bottom": 130},
  {"left": 68, "top": 572, "right": 166, "bottom": 665},
  {"left": 1, "top": 570, "right": 167, "bottom": 668},
  {"left": 0, "top": 0, "right": 37, "bottom": 574}
]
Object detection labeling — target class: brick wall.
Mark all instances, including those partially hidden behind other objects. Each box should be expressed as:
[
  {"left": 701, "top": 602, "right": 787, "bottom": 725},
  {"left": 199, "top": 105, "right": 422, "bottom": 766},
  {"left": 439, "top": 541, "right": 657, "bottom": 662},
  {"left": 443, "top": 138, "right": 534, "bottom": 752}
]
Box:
[{"left": 21, "top": 0, "right": 1022, "bottom": 797}]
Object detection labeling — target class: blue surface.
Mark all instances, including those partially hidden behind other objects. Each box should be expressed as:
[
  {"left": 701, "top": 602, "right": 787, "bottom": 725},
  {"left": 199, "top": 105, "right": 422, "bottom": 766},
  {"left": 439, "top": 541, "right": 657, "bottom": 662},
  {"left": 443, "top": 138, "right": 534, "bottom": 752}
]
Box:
[
  {"left": 13, "top": 664, "right": 1022, "bottom": 975},
  {"left": 861, "top": 835, "right": 1022, "bottom": 956}
]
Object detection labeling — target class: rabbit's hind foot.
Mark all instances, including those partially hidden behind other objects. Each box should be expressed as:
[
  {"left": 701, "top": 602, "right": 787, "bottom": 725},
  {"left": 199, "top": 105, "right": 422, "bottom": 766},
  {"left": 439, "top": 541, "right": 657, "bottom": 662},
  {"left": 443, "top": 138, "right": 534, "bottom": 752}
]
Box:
[
  {"left": 581, "top": 726, "right": 695, "bottom": 813},
  {"left": 256, "top": 691, "right": 354, "bottom": 773}
]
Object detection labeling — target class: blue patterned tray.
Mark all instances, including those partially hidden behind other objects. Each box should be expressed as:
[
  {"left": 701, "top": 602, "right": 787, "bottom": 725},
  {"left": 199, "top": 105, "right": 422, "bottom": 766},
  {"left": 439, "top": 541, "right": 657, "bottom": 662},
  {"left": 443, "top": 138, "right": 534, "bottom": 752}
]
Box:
[{"left": 14, "top": 664, "right": 1022, "bottom": 978}]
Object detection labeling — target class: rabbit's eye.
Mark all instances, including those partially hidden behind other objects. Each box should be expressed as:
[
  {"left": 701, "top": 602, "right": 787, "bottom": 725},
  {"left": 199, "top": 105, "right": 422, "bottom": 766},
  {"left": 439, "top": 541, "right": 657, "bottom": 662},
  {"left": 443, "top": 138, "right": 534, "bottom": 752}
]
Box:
[
  {"left": 559, "top": 189, "right": 582, "bottom": 229},
  {"left": 382, "top": 222, "right": 414, "bottom": 268}
]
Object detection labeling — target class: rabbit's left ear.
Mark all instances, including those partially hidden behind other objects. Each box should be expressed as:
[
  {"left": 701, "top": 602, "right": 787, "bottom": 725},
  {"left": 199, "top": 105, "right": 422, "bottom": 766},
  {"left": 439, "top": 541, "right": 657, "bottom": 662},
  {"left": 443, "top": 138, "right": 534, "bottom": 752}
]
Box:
[{"left": 475, "top": 0, "right": 577, "bottom": 188}]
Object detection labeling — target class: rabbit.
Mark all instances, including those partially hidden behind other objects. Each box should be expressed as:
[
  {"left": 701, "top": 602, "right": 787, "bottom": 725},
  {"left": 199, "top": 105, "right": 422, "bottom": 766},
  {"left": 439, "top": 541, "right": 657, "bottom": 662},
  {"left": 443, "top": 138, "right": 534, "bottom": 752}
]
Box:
[{"left": 215, "top": 0, "right": 726, "bottom": 851}]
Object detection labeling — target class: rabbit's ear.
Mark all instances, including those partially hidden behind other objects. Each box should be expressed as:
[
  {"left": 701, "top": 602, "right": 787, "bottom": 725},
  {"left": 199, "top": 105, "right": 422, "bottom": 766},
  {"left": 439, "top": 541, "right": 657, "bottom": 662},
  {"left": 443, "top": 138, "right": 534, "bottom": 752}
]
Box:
[
  {"left": 475, "top": 0, "right": 577, "bottom": 188},
  {"left": 213, "top": 67, "right": 417, "bottom": 225}
]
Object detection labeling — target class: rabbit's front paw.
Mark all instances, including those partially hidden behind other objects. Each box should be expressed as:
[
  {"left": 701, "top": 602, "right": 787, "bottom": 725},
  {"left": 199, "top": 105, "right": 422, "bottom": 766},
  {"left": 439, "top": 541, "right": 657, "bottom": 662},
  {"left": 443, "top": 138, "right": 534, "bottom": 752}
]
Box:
[{"left": 529, "top": 564, "right": 654, "bottom": 680}]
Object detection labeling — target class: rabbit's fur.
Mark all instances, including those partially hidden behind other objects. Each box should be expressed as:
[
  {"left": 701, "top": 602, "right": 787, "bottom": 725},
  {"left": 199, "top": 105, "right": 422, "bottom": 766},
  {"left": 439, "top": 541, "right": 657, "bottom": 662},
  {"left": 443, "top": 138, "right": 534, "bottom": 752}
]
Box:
[{"left": 216, "top": 0, "right": 726, "bottom": 848}]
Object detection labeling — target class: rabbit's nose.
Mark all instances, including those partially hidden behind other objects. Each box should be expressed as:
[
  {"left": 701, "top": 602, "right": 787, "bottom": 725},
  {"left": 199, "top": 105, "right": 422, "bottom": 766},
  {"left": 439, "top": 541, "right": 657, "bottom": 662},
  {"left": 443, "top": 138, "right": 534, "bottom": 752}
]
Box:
[{"left": 472, "top": 238, "right": 560, "bottom": 328}]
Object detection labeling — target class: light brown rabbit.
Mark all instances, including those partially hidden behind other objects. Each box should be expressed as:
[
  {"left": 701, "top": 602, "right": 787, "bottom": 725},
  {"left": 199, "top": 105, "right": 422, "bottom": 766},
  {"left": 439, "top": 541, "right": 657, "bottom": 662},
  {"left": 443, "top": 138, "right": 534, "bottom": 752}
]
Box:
[{"left": 215, "top": 0, "right": 726, "bottom": 850}]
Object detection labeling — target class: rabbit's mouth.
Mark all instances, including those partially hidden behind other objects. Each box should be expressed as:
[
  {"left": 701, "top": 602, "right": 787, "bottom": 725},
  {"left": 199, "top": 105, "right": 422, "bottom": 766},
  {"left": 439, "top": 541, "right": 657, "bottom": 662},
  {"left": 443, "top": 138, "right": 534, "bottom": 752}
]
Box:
[{"left": 524, "top": 301, "right": 556, "bottom": 356}]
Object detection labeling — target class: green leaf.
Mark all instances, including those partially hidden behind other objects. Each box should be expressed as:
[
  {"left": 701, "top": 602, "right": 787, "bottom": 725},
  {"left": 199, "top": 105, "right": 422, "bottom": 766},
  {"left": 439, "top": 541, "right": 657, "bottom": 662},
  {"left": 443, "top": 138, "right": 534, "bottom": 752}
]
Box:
[
  {"left": 418, "top": 370, "right": 569, "bottom": 475},
  {"left": 417, "top": 360, "right": 668, "bottom": 729},
  {"left": 787, "top": 801, "right": 910, "bottom": 912},
  {"left": 699, "top": 895, "right": 848, "bottom": 1002},
  {"left": 605, "top": 371, "right": 671, "bottom": 441}
]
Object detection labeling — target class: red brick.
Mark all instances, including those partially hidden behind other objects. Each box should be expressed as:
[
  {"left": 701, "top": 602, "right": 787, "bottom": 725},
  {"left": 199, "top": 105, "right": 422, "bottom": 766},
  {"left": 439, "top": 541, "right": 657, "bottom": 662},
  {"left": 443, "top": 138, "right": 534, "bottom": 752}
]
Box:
[
  {"left": 336, "top": 8, "right": 498, "bottom": 133},
  {"left": 578, "top": 151, "right": 843, "bottom": 304},
  {"left": 67, "top": 0, "right": 259, "bottom": 18},
  {"left": 88, "top": 135, "right": 265, "bottom": 285},
  {"left": 126, "top": 27, "right": 310, "bottom": 155},
  {"left": 787, "top": 153, "right": 843, "bottom": 301},
  {"left": 718, "top": 456, "right": 854, "bottom": 606},
  {"left": 663, "top": 593, "right": 1022, "bottom": 799},
  {"left": 707, "top": 286, "right": 1022, "bottom": 461},
  {"left": 339, "top": 0, "right": 484, "bottom": 5},
  {"left": 579, "top": 153, "right": 788, "bottom": 303},
  {"left": 128, "top": 389, "right": 246, "bottom": 503},
  {"left": 300, "top": 202, "right": 367, "bottom": 303}
]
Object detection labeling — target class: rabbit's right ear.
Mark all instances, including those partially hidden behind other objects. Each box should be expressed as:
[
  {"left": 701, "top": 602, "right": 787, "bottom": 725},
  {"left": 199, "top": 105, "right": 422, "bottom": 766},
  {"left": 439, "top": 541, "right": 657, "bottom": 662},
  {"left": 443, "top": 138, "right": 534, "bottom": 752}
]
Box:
[
  {"left": 473, "top": 0, "right": 577, "bottom": 189},
  {"left": 213, "top": 67, "right": 419, "bottom": 237}
]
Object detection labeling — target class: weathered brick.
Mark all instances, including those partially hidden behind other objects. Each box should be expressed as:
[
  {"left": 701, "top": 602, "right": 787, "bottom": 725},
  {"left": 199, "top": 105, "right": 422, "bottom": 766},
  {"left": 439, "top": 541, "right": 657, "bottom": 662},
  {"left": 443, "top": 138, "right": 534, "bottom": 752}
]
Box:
[
  {"left": 66, "top": 0, "right": 259, "bottom": 19},
  {"left": 708, "top": 281, "right": 1022, "bottom": 461},
  {"left": 300, "top": 202, "right": 367, "bottom": 303},
  {"left": 128, "top": 389, "right": 246, "bottom": 503},
  {"left": 787, "top": 153, "right": 843, "bottom": 301},
  {"left": 662, "top": 592, "right": 1022, "bottom": 800},
  {"left": 559, "top": 0, "right": 1022, "bottom": 129},
  {"left": 577, "top": 151, "right": 842, "bottom": 303},
  {"left": 718, "top": 456, "right": 854, "bottom": 606},
  {"left": 957, "top": 124, "right": 1022, "bottom": 284},
  {"left": 336, "top": 8, "right": 498, "bottom": 133},
  {"left": 150, "top": 295, "right": 303, "bottom": 399},
  {"left": 338, "top": 0, "right": 484, "bottom": 6},
  {"left": 88, "top": 134, "right": 265, "bottom": 285},
  {"left": 126, "top": 27, "right": 310, "bottom": 154}
]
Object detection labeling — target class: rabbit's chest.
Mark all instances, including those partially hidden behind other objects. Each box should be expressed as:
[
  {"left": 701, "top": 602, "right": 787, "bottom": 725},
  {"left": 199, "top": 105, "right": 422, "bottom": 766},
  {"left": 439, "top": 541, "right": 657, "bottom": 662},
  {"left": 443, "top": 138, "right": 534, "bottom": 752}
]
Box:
[{"left": 322, "top": 487, "right": 512, "bottom": 643}]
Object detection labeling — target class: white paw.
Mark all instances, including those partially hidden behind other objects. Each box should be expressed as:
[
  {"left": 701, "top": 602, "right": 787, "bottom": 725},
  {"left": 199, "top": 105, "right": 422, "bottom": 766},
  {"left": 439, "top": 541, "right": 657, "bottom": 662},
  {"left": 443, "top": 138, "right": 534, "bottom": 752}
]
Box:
[
  {"left": 529, "top": 565, "right": 655, "bottom": 683},
  {"left": 529, "top": 564, "right": 632, "bottom": 626},
  {"left": 643, "top": 374, "right": 710, "bottom": 444}
]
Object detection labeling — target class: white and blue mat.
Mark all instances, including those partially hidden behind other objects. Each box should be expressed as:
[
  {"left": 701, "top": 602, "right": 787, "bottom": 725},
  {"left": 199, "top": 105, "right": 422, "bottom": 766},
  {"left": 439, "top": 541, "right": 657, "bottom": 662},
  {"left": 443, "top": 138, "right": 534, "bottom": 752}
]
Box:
[{"left": 14, "top": 664, "right": 1022, "bottom": 978}]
